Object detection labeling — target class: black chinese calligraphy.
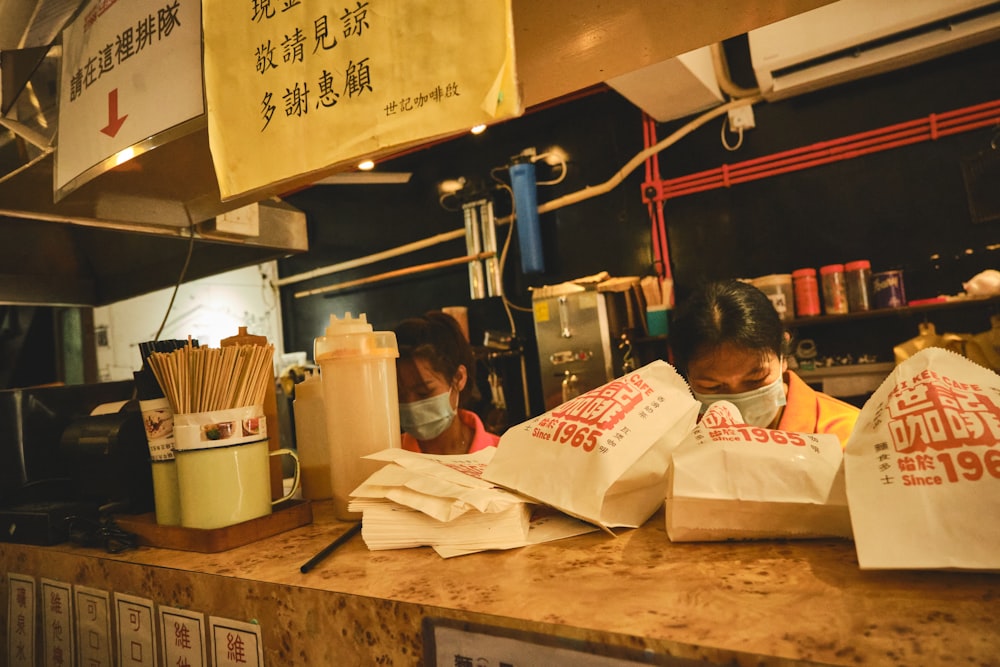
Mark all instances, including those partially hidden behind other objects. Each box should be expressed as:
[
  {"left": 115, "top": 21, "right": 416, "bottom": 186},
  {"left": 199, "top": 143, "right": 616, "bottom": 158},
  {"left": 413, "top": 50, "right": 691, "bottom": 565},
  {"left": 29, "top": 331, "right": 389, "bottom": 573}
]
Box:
[{"left": 70, "top": 1, "right": 184, "bottom": 103}]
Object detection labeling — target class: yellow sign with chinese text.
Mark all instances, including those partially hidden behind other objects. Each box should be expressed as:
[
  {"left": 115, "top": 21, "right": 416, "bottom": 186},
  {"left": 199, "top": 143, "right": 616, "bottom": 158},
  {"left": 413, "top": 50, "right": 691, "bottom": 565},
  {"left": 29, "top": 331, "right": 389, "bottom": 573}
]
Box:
[{"left": 203, "top": 0, "right": 521, "bottom": 200}]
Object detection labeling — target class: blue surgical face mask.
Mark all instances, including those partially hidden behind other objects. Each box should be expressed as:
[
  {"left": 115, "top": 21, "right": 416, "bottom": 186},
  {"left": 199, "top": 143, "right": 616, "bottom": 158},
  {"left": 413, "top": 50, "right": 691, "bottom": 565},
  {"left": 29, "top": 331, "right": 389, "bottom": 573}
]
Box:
[
  {"left": 399, "top": 391, "right": 456, "bottom": 441},
  {"left": 691, "top": 375, "right": 787, "bottom": 427}
]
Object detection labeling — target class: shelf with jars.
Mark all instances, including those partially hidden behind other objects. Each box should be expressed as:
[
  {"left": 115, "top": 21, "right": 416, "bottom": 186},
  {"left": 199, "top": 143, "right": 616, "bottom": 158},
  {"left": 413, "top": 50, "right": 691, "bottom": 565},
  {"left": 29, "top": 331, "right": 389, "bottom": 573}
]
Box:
[{"left": 786, "top": 295, "right": 1000, "bottom": 329}]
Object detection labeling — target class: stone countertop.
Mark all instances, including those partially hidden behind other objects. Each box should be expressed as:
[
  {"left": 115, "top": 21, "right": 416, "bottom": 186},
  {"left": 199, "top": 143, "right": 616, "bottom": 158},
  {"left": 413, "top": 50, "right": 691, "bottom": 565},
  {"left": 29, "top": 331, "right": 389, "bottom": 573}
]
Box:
[{"left": 3, "top": 501, "right": 990, "bottom": 665}]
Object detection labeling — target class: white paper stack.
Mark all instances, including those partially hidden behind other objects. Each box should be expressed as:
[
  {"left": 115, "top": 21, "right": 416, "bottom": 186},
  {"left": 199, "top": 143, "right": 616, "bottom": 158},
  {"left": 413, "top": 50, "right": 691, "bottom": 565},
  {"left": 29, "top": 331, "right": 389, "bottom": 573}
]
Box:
[
  {"left": 348, "top": 499, "right": 531, "bottom": 552},
  {"left": 349, "top": 448, "right": 596, "bottom": 557}
]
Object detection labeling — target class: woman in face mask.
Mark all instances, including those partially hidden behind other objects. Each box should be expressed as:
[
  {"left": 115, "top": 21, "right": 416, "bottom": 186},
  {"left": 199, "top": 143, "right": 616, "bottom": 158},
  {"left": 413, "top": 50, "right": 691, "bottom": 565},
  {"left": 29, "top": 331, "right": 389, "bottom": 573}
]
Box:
[
  {"left": 394, "top": 311, "right": 501, "bottom": 455},
  {"left": 670, "top": 280, "right": 859, "bottom": 447}
]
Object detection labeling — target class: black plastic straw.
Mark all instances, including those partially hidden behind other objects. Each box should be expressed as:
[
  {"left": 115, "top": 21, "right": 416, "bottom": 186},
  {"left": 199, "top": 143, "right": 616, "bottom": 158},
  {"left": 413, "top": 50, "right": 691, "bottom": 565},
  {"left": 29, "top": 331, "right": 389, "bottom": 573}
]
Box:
[{"left": 299, "top": 522, "right": 362, "bottom": 573}]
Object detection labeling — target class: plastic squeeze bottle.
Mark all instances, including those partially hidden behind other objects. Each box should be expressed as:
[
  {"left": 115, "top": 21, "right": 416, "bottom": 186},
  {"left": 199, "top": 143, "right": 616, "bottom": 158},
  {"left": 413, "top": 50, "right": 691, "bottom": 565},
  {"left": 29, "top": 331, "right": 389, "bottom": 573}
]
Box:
[
  {"left": 292, "top": 372, "right": 332, "bottom": 500},
  {"left": 314, "top": 313, "right": 401, "bottom": 520}
]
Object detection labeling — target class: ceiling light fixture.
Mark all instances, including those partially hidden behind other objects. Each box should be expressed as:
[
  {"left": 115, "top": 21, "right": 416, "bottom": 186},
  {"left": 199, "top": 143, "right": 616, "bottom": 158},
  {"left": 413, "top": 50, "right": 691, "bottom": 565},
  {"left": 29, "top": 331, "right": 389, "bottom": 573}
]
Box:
[
  {"left": 470, "top": 124, "right": 487, "bottom": 135},
  {"left": 357, "top": 159, "right": 375, "bottom": 171},
  {"left": 437, "top": 178, "right": 466, "bottom": 195},
  {"left": 541, "top": 146, "right": 568, "bottom": 165}
]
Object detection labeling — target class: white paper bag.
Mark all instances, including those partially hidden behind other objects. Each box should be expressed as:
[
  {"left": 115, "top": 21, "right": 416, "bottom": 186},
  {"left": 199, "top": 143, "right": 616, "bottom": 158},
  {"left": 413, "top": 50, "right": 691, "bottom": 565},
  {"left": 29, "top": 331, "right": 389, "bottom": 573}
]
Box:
[
  {"left": 483, "top": 360, "right": 700, "bottom": 529},
  {"left": 666, "top": 401, "right": 851, "bottom": 542},
  {"left": 845, "top": 347, "right": 1000, "bottom": 570},
  {"left": 350, "top": 448, "right": 526, "bottom": 521}
]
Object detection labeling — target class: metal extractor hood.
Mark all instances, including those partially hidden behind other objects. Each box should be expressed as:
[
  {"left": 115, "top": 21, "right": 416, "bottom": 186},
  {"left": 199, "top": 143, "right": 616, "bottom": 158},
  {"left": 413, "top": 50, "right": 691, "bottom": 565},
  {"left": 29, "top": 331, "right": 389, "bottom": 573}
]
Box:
[{"left": 0, "top": 0, "right": 308, "bottom": 308}]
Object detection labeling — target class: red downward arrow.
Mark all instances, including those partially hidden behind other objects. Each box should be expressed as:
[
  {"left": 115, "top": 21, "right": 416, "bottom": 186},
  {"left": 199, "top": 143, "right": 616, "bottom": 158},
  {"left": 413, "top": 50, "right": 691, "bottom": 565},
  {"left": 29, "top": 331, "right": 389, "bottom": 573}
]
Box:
[{"left": 100, "top": 88, "right": 128, "bottom": 138}]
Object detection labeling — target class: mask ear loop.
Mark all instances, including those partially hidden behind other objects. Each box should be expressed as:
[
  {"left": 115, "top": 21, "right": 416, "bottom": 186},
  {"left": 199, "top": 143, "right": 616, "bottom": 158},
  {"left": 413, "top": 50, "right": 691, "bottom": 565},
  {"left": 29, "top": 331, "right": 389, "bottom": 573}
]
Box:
[{"left": 448, "top": 371, "right": 464, "bottom": 412}]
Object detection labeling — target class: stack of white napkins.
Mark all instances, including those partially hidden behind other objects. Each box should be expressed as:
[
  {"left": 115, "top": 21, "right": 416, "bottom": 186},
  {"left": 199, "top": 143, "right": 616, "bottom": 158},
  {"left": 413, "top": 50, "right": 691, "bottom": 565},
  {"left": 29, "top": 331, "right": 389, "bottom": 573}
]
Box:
[{"left": 349, "top": 448, "right": 596, "bottom": 558}]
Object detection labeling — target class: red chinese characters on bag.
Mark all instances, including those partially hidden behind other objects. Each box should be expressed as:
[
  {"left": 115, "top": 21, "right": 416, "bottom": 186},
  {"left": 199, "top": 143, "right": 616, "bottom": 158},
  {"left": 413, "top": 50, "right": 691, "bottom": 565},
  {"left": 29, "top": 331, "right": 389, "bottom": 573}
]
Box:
[
  {"left": 844, "top": 348, "right": 1000, "bottom": 570},
  {"left": 885, "top": 371, "right": 1000, "bottom": 453},
  {"left": 526, "top": 374, "right": 656, "bottom": 453},
  {"left": 485, "top": 360, "right": 701, "bottom": 529},
  {"left": 552, "top": 374, "right": 654, "bottom": 430},
  {"left": 876, "top": 369, "right": 1000, "bottom": 488}
]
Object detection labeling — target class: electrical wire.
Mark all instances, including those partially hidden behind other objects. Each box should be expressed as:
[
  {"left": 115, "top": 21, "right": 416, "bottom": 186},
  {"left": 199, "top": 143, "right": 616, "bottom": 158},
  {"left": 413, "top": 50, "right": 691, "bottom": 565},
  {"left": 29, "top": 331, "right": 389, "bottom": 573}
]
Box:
[
  {"left": 260, "top": 263, "right": 279, "bottom": 314},
  {"left": 721, "top": 116, "right": 745, "bottom": 151},
  {"left": 489, "top": 168, "right": 533, "bottom": 317},
  {"left": 533, "top": 152, "right": 568, "bottom": 185},
  {"left": 438, "top": 190, "right": 464, "bottom": 212},
  {"left": 498, "top": 227, "right": 533, "bottom": 313},
  {"left": 490, "top": 166, "right": 533, "bottom": 418},
  {"left": 153, "top": 224, "right": 196, "bottom": 342}
]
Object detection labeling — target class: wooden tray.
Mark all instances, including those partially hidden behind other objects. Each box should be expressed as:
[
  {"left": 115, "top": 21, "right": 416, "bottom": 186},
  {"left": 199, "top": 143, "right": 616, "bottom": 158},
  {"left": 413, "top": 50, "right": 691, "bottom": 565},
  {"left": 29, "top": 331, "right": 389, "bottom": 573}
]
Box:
[{"left": 115, "top": 499, "right": 313, "bottom": 553}]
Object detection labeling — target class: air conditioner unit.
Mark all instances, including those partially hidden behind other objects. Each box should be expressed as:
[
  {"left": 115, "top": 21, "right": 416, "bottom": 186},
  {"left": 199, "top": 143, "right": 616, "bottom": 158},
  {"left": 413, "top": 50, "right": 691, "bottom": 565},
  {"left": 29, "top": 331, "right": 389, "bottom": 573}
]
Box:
[{"left": 748, "top": 0, "right": 1000, "bottom": 100}]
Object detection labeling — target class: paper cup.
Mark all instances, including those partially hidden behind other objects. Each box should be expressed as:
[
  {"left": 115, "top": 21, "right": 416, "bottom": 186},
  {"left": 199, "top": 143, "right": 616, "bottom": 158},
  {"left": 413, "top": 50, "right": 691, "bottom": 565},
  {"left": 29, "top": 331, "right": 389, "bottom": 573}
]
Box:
[
  {"left": 174, "top": 406, "right": 300, "bottom": 530},
  {"left": 645, "top": 305, "right": 669, "bottom": 337},
  {"left": 139, "top": 397, "right": 180, "bottom": 525}
]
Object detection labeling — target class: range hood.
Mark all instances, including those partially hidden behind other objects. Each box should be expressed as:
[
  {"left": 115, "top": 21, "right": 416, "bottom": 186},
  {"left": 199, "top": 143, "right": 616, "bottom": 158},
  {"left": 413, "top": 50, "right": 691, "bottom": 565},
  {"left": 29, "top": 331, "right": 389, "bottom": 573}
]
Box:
[
  {"left": 0, "top": 111, "right": 309, "bottom": 306},
  {"left": 0, "top": 0, "right": 308, "bottom": 308}
]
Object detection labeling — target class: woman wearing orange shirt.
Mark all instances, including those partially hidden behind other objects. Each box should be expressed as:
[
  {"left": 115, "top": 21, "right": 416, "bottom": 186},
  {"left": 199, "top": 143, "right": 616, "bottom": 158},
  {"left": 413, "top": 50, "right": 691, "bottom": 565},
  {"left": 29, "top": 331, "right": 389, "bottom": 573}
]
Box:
[{"left": 670, "top": 279, "right": 860, "bottom": 446}]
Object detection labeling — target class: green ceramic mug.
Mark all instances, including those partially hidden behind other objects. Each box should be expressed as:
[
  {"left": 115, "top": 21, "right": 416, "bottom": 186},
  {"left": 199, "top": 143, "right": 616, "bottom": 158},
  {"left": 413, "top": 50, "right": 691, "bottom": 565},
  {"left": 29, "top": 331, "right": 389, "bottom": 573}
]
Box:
[{"left": 174, "top": 406, "right": 300, "bottom": 530}]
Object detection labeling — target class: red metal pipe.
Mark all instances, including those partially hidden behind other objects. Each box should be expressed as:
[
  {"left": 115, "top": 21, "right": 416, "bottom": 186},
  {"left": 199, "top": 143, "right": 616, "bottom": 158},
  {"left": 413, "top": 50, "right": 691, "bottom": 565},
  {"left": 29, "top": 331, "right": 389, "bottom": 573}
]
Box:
[
  {"left": 663, "top": 118, "right": 999, "bottom": 199},
  {"left": 643, "top": 113, "right": 672, "bottom": 281},
  {"left": 647, "top": 113, "right": 673, "bottom": 285},
  {"left": 644, "top": 99, "right": 1000, "bottom": 203}
]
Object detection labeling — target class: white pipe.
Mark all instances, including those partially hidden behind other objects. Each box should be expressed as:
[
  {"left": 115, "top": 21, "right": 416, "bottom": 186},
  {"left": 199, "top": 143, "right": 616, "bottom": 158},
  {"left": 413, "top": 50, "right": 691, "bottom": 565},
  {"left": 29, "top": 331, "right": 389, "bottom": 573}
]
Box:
[
  {"left": 710, "top": 42, "right": 761, "bottom": 99},
  {"left": 486, "top": 96, "right": 760, "bottom": 226},
  {"left": 283, "top": 96, "right": 760, "bottom": 293},
  {"left": 294, "top": 252, "right": 495, "bottom": 299},
  {"left": 276, "top": 228, "right": 465, "bottom": 287},
  {"left": 535, "top": 96, "right": 760, "bottom": 217}
]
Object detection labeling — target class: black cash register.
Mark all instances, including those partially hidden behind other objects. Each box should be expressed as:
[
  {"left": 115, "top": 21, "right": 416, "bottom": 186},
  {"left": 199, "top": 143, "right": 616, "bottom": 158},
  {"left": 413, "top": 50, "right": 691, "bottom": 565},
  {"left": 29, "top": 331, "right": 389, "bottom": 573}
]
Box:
[{"left": 0, "top": 380, "right": 153, "bottom": 545}]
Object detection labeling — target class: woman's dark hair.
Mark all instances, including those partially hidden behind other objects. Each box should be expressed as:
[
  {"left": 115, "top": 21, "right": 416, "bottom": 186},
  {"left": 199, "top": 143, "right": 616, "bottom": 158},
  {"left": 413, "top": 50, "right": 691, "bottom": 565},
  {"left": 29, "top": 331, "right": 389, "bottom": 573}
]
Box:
[
  {"left": 670, "top": 280, "right": 786, "bottom": 376},
  {"left": 394, "top": 311, "right": 476, "bottom": 404}
]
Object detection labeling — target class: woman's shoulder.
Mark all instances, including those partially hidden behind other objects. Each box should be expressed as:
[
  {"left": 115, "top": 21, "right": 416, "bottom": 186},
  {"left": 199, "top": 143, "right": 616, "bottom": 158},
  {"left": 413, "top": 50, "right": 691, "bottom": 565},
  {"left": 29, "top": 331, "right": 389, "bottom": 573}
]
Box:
[
  {"left": 787, "top": 370, "right": 858, "bottom": 406},
  {"left": 783, "top": 370, "right": 860, "bottom": 445},
  {"left": 459, "top": 409, "right": 501, "bottom": 451}
]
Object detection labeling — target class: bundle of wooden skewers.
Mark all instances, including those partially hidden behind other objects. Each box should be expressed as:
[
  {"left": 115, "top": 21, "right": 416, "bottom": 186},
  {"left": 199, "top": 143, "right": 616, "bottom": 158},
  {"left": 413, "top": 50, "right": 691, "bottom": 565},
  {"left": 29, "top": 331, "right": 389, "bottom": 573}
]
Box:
[
  {"left": 146, "top": 338, "right": 275, "bottom": 415},
  {"left": 640, "top": 275, "right": 673, "bottom": 310}
]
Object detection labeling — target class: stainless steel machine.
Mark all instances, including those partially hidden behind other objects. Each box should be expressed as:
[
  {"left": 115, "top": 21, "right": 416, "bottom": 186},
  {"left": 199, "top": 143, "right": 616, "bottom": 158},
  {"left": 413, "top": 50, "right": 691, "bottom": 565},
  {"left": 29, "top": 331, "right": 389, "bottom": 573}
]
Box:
[{"left": 532, "top": 277, "right": 644, "bottom": 410}]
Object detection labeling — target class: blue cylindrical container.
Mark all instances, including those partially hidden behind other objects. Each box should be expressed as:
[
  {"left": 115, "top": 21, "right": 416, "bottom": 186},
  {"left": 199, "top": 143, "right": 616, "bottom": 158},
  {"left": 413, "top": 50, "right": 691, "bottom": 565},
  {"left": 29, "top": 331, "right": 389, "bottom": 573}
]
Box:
[{"left": 509, "top": 158, "right": 545, "bottom": 274}]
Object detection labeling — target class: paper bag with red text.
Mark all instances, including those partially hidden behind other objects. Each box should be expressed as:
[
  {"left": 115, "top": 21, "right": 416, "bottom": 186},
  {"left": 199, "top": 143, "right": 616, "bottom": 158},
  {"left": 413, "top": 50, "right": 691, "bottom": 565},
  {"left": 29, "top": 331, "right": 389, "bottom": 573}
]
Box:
[
  {"left": 666, "top": 401, "right": 852, "bottom": 542},
  {"left": 845, "top": 347, "right": 1000, "bottom": 570},
  {"left": 483, "top": 360, "right": 700, "bottom": 530}
]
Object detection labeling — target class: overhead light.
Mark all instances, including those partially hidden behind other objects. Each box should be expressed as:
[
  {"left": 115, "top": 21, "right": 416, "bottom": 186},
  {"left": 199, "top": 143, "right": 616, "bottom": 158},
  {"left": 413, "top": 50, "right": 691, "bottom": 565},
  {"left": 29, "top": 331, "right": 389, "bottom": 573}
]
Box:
[
  {"left": 470, "top": 124, "right": 487, "bottom": 135},
  {"left": 357, "top": 159, "right": 375, "bottom": 170},
  {"left": 541, "top": 146, "right": 568, "bottom": 166},
  {"left": 438, "top": 178, "right": 466, "bottom": 195}
]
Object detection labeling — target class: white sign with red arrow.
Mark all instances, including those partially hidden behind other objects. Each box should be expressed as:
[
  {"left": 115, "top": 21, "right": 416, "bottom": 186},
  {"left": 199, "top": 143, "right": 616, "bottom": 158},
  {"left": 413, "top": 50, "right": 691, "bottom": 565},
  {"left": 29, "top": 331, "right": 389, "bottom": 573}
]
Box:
[
  {"left": 56, "top": 0, "right": 204, "bottom": 196},
  {"left": 100, "top": 88, "right": 128, "bottom": 138}
]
